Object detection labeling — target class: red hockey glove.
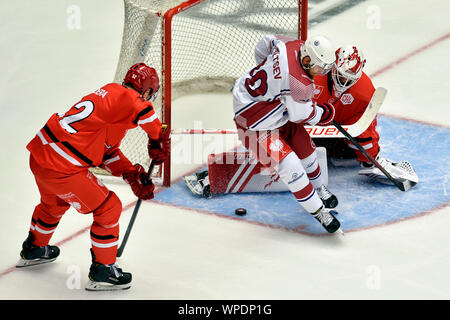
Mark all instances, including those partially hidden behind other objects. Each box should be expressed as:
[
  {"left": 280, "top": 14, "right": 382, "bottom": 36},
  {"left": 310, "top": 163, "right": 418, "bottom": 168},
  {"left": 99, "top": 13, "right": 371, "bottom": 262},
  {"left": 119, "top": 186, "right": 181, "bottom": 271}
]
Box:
[
  {"left": 316, "top": 102, "right": 335, "bottom": 126},
  {"left": 148, "top": 129, "right": 170, "bottom": 164},
  {"left": 122, "top": 164, "right": 155, "bottom": 200}
]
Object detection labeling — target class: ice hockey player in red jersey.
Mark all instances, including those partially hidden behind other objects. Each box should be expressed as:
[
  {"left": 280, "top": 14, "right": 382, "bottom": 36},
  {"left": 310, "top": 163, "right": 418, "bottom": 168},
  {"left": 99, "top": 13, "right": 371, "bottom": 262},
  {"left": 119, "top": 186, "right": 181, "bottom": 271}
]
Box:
[
  {"left": 313, "top": 45, "right": 418, "bottom": 184},
  {"left": 217, "top": 34, "right": 342, "bottom": 234},
  {"left": 17, "top": 63, "right": 170, "bottom": 291}
]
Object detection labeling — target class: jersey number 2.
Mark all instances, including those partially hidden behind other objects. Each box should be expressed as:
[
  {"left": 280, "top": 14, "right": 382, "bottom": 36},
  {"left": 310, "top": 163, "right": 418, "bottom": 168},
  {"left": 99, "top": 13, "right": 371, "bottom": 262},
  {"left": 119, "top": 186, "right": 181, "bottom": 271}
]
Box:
[{"left": 59, "top": 100, "right": 94, "bottom": 134}]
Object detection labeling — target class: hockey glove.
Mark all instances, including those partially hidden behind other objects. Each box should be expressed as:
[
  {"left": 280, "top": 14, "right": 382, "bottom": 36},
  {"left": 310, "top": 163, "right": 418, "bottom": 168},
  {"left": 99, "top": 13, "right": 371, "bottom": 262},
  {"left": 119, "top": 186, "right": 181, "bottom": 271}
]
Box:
[
  {"left": 122, "top": 164, "right": 155, "bottom": 200},
  {"left": 316, "top": 102, "right": 335, "bottom": 126},
  {"left": 148, "top": 129, "right": 170, "bottom": 164}
]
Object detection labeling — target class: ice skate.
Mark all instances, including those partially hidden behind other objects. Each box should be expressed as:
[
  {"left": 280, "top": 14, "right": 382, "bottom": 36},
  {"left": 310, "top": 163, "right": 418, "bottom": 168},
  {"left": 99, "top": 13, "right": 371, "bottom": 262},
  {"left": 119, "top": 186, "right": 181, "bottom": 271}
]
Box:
[
  {"left": 311, "top": 206, "right": 343, "bottom": 234},
  {"left": 85, "top": 249, "right": 132, "bottom": 291},
  {"left": 358, "top": 156, "right": 419, "bottom": 185},
  {"left": 16, "top": 232, "right": 60, "bottom": 268},
  {"left": 183, "top": 170, "right": 212, "bottom": 198},
  {"left": 316, "top": 185, "right": 338, "bottom": 209}
]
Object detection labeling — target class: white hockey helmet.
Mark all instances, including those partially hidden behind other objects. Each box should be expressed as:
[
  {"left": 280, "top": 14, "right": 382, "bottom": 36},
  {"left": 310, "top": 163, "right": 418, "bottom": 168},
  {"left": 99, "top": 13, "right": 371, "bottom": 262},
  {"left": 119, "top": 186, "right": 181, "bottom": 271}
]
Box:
[
  {"left": 300, "top": 35, "right": 335, "bottom": 74},
  {"left": 332, "top": 45, "right": 366, "bottom": 93}
]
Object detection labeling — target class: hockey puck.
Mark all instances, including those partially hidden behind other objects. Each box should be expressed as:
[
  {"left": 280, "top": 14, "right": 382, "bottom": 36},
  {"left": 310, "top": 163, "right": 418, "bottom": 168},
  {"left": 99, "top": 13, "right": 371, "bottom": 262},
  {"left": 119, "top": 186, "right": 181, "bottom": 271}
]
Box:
[{"left": 235, "top": 208, "right": 247, "bottom": 216}]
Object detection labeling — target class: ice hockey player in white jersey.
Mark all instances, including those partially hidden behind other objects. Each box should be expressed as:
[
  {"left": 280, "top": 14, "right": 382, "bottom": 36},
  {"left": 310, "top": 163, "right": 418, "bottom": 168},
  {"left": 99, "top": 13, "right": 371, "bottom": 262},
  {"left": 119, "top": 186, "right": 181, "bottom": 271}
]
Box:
[
  {"left": 185, "top": 43, "right": 418, "bottom": 202},
  {"left": 187, "top": 34, "right": 343, "bottom": 234}
]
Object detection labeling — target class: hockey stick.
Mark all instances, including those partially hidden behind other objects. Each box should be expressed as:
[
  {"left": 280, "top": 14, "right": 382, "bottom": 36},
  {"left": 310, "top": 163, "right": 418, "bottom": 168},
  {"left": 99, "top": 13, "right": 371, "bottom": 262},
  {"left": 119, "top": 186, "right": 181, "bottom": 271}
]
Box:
[
  {"left": 323, "top": 87, "right": 388, "bottom": 137},
  {"left": 332, "top": 120, "right": 416, "bottom": 192},
  {"left": 169, "top": 87, "right": 387, "bottom": 138},
  {"left": 117, "top": 160, "right": 156, "bottom": 258},
  {"left": 117, "top": 125, "right": 168, "bottom": 257}
]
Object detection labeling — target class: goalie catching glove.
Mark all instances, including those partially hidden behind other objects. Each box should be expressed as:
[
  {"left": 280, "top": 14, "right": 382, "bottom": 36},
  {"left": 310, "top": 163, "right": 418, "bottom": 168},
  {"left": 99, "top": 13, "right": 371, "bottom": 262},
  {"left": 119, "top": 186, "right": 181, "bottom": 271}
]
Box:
[
  {"left": 148, "top": 124, "right": 170, "bottom": 164},
  {"left": 122, "top": 164, "right": 155, "bottom": 200}
]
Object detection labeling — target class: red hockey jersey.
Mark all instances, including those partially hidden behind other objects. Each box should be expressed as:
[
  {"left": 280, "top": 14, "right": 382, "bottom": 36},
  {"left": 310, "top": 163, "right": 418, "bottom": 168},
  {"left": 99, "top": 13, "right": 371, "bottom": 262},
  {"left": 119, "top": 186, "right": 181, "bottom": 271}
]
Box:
[
  {"left": 313, "top": 71, "right": 380, "bottom": 162},
  {"left": 27, "top": 83, "right": 162, "bottom": 174}
]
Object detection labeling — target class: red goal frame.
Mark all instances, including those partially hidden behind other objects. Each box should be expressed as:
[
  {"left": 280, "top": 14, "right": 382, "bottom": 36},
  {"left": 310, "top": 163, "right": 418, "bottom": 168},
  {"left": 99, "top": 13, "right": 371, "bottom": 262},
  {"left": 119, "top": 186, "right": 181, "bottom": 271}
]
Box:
[{"left": 160, "top": 0, "right": 308, "bottom": 186}]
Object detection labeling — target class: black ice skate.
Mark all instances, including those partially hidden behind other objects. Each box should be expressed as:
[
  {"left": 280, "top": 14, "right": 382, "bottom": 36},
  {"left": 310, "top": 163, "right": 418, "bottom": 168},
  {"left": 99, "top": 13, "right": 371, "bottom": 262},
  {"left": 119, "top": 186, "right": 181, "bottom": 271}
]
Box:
[
  {"left": 16, "top": 232, "right": 60, "bottom": 268},
  {"left": 316, "top": 185, "right": 338, "bottom": 209},
  {"left": 312, "top": 206, "right": 343, "bottom": 234},
  {"left": 85, "top": 249, "right": 132, "bottom": 291}
]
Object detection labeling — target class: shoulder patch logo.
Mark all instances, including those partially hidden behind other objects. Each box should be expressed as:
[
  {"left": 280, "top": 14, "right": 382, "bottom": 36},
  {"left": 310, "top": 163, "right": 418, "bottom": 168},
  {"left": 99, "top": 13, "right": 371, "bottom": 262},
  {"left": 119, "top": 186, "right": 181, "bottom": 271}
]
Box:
[{"left": 340, "top": 93, "right": 354, "bottom": 105}]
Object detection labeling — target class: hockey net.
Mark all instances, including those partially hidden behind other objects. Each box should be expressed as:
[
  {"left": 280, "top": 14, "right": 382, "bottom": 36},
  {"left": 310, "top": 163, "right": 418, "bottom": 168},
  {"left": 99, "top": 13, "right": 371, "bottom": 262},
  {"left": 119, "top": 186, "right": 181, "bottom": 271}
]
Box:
[{"left": 103, "top": 0, "right": 308, "bottom": 186}]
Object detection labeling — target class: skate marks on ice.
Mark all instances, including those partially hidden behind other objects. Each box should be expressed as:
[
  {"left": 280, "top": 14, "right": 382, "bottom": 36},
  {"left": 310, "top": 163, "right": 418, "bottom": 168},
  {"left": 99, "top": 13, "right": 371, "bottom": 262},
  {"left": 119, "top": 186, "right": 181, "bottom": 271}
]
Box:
[{"left": 154, "top": 116, "right": 450, "bottom": 235}]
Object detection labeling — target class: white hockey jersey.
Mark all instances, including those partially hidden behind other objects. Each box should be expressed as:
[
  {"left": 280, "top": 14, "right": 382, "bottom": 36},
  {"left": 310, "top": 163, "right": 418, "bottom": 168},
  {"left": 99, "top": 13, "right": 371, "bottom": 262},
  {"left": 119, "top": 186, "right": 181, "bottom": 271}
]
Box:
[{"left": 233, "top": 35, "right": 322, "bottom": 131}]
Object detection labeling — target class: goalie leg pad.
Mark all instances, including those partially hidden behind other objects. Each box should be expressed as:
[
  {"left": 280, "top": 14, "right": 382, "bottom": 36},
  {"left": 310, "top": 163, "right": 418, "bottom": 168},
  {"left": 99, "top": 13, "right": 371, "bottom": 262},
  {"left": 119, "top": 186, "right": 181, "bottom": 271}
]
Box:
[{"left": 358, "top": 156, "right": 419, "bottom": 185}]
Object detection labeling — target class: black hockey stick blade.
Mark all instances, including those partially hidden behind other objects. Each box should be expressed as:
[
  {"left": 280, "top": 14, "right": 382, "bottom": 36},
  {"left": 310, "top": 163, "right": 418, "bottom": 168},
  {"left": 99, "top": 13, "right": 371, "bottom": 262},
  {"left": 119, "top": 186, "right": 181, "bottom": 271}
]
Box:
[{"left": 332, "top": 120, "right": 415, "bottom": 192}]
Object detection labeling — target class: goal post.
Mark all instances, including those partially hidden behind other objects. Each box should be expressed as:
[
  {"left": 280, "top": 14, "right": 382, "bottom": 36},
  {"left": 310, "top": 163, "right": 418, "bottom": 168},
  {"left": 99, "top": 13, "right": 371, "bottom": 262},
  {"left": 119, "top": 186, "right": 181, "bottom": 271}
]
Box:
[{"left": 113, "top": 0, "right": 309, "bottom": 186}]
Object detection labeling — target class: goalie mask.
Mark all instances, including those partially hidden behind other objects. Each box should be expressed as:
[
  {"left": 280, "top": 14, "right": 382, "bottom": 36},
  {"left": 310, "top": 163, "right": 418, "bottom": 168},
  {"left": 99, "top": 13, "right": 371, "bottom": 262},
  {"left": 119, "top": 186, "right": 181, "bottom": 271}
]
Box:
[
  {"left": 300, "top": 35, "right": 335, "bottom": 75},
  {"left": 332, "top": 45, "right": 366, "bottom": 93},
  {"left": 124, "top": 63, "right": 160, "bottom": 101}
]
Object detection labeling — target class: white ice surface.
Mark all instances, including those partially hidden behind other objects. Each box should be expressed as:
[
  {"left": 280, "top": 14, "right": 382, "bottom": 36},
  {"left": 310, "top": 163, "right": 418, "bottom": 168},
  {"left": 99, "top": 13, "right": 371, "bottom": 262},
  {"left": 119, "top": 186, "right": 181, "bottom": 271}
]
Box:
[{"left": 0, "top": 0, "right": 449, "bottom": 299}]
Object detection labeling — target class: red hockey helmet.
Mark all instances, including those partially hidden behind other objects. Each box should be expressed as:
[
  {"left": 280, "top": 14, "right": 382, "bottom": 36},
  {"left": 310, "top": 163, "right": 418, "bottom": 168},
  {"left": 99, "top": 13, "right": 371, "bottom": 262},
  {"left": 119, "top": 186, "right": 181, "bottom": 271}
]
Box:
[{"left": 123, "top": 63, "right": 160, "bottom": 97}]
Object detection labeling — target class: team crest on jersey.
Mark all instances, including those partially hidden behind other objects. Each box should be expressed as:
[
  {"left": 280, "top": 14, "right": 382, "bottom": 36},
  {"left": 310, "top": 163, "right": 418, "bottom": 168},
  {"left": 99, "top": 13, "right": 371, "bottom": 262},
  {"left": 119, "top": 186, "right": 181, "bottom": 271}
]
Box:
[
  {"left": 269, "top": 139, "right": 284, "bottom": 152},
  {"left": 94, "top": 88, "right": 108, "bottom": 98},
  {"left": 340, "top": 93, "right": 354, "bottom": 105},
  {"left": 58, "top": 192, "right": 85, "bottom": 213}
]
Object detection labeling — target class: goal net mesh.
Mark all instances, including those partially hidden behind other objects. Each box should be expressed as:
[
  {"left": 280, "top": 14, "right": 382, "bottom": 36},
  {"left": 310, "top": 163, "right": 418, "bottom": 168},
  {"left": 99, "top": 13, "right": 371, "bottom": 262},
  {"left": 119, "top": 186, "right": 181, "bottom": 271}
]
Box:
[{"left": 101, "top": 0, "right": 304, "bottom": 182}]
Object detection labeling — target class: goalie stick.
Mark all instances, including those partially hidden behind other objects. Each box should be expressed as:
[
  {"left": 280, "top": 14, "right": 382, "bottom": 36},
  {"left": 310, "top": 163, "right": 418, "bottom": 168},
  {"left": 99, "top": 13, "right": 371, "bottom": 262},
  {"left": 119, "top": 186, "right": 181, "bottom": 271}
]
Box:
[
  {"left": 322, "top": 87, "right": 388, "bottom": 138},
  {"left": 332, "top": 120, "right": 416, "bottom": 192},
  {"left": 169, "top": 87, "right": 388, "bottom": 138}
]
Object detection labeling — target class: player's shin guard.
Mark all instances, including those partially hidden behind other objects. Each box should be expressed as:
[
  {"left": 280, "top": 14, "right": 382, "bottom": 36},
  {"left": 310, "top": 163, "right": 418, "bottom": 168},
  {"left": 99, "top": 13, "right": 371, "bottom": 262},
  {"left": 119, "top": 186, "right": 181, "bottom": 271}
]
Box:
[
  {"left": 90, "top": 192, "right": 122, "bottom": 265},
  {"left": 277, "top": 153, "right": 323, "bottom": 213},
  {"left": 29, "top": 203, "right": 66, "bottom": 247},
  {"left": 301, "top": 148, "right": 338, "bottom": 208},
  {"left": 301, "top": 149, "right": 326, "bottom": 189}
]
